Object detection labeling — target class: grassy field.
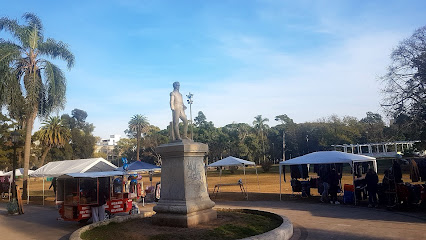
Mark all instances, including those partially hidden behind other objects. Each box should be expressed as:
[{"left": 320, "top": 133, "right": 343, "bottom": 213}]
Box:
[{"left": 2, "top": 161, "right": 415, "bottom": 204}]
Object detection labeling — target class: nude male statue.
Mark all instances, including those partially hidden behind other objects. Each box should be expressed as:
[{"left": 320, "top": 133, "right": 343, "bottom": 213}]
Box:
[{"left": 170, "top": 82, "right": 188, "bottom": 140}]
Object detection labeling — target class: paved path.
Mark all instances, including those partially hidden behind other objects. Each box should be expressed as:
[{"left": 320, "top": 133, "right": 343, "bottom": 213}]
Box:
[
  {"left": 1, "top": 201, "right": 425, "bottom": 240},
  {"left": 216, "top": 201, "right": 426, "bottom": 240},
  {"left": 0, "top": 203, "right": 81, "bottom": 240}
]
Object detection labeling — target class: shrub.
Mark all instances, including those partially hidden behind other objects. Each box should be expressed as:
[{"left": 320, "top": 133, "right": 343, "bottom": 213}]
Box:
[
  {"left": 261, "top": 161, "right": 272, "bottom": 173},
  {"left": 6, "top": 199, "right": 19, "bottom": 214}
]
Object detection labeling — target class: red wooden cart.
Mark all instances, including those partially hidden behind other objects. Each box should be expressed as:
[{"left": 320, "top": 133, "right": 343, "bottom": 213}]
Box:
[{"left": 56, "top": 171, "right": 143, "bottom": 222}]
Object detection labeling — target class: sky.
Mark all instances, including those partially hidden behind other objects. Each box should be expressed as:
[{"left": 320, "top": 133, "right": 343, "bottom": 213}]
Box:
[{"left": 1, "top": 0, "right": 426, "bottom": 139}]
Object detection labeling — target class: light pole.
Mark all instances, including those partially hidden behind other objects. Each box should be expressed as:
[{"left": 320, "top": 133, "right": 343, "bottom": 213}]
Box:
[
  {"left": 306, "top": 134, "right": 309, "bottom": 153},
  {"left": 11, "top": 130, "right": 20, "bottom": 200},
  {"left": 186, "top": 92, "right": 194, "bottom": 140}
]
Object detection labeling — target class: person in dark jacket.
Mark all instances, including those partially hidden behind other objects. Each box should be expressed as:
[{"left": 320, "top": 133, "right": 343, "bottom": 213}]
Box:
[
  {"left": 365, "top": 168, "right": 379, "bottom": 207},
  {"left": 49, "top": 177, "right": 57, "bottom": 200},
  {"left": 328, "top": 168, "right": 340, "bottom": 204},
  {"left": 319, "top": 165, "right": 330, "bottom": 203}
]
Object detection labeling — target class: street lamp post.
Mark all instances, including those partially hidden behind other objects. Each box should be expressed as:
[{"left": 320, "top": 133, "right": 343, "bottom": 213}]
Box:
[
  {"left": 186, "top": 92, "right": 194, "bottom": 140},
  {"left": 11, "top": 130, "right": 20, "bottom": 200},
  {"left": 306, "top": 134, "right": 309, "bottom": 153}
]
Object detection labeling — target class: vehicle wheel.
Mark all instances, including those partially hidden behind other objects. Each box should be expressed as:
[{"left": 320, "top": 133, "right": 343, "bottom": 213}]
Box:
[{"left": 104, "top": 210, "right": 111, "bottom": 220}]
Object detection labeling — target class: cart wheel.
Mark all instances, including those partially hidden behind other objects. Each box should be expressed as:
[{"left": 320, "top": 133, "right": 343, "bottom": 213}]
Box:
[{"left": 104, "top": 210, "right": 111, "bottom": 220}]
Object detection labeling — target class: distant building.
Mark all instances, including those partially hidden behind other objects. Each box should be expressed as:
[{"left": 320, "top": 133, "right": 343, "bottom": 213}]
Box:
[{"left": 94, "top": 134, "right": 121, "bottom": 161}]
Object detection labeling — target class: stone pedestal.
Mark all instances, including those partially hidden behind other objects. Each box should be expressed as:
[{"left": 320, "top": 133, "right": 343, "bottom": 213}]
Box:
[{"left": 152, "top": 140, "right": 217, "bottom": 227}]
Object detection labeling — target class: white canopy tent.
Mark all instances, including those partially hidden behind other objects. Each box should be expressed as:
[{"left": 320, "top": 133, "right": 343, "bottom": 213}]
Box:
[
  {"left": 207, "top": 156, "right": 259, "bottom": 199},
  {"left": 58, "top": 170, "right": 125, "bottom": 179},
  {"left": 279, "top": 151, "right": 377, "bottom": 201},
  {"left": 2, "top": 168, "right": 35, "bottom": 176},
  {"left": 30, "top": 158, "right": 117, "bottom": 205}
]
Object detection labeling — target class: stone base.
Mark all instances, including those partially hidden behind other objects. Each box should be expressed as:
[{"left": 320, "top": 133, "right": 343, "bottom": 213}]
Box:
[{"left": 152, "top": 208, "right": 217, "bottom": 228}]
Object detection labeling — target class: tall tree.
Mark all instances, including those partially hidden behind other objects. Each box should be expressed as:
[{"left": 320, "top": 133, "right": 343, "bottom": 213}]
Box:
[
  {"left": 253, "top": 115, "right": 269, "bottom": 163},
  {"left": 0, "top": 13, "right": 75, "bottom": 197},
  {"left": 36, "top": 116, "right": 70, "bottom": 166},
  {"left": 381, "top": 25, "right": 426, "bottom": 141},
  {"left": 128, "top": 114, "right": 149, "bottom": 161},
  {"left": 194, "top": 111, "right": 207, "bottom": 127}
]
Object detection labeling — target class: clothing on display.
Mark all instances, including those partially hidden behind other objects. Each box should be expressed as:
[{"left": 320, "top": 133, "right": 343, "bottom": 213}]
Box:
[
  {"left": 410, "top": 159, "right": 420, "bottom": 182},
  {"left": 290, "top": 164, "right": 309, "bottom": 179}
]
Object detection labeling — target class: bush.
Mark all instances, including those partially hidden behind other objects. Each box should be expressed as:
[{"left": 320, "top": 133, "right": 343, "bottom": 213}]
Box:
[{"left": 261, "top": 161, "right": 272, "bottom": 173}]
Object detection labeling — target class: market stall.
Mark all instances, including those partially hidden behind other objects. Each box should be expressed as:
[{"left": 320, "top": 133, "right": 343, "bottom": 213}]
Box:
[
  {"left": 57, "top": 170, "right": 142, "bottom": 222},
  {"left": 30, "top": 158, "right": 117, "bottom": 205},
  {"left": 279, "top": 151, "right": 377, "bottom": 202},
  {"left": 115, "top": 160, "right": 161, "bottom": 203}
]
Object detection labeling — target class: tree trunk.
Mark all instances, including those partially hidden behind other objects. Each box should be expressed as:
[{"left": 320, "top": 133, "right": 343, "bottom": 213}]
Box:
[
  {"left": 136, "top": 130, "right": 141, "bottom": 161},
  {"left": 40, "top": 146, "right": 52, "bottom": 167},
  {"left": 23, "top": 111, "right": 36, "bottom": 200}
]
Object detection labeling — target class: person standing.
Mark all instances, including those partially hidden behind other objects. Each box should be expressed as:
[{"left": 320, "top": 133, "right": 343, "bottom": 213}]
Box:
[
  {"left": 328, "top": 168, "right": 340, "bottom": 204},
  {"left": 319, "top": 165, "right": 329, "bottom": 203},
  {"left": 92, "top": 183, "right": 108, "bottom": 223},
  {"left": 365, "top": 168, "right": 379, "bottom": 207},
  {"left": 49, "top": 177, "right": 57, "bottom": 200}
]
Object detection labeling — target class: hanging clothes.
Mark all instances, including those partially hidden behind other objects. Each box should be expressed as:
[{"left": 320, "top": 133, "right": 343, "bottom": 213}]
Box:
[
  {"left": 415, "top": 159, "right": 426, "bottom": 182},
  {"left": 410, "top": 159, "right": 420, "bottom": 182},
  {"left": 290, "top": 164, "right": 309, "bottom": 179},
  {"left": 299, "top": 164, "right": 309, "bottom": 179},
  {"left": 393, "top": 160, "right": 403, "bottom": 183},
  {"left": 290, "top": 165, "right": 301, "bottom": 179},
  {"left": 282, "top": 165, "right": 286, "bottom": 183}
]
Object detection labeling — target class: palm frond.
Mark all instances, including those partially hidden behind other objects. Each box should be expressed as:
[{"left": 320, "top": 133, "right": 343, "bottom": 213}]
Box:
[
  {"left": 28, "top": 26, "right": 39, "bottom": 50},
  {"left": 0, "top": 16, "right": 29, "bottom": 47},
  {"left": 0, "top": 41, "right": 22, "bottom": 64},
  {"left": 38, "top": 38, "right": 75, "bottom": 69},
  {"left": 42, "top": 60, "right": 66, "bottom": 112},
  {"left": 23, "top": 12, "right": 43, "bottom": 33}
]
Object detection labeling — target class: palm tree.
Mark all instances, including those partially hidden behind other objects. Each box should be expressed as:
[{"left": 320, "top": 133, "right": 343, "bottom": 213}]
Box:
[
  {"left": 0, "top": 13, "right": 75, "bottom": 198},
  {"left": 253, "top": 115, "right": 269, "bottom": 163},
  {"left": 37, "top": 116, "right": 71, "bottom": 166},
  {"left": 128, "top": 114, "right": 149, "bottom": 161}
]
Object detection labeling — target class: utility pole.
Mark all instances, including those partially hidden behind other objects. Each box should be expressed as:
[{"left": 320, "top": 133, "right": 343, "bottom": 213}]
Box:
[
  {"left": 283, "top": 131, "right": 286, "bottom": 161},
  {"left": 186, "top": 92, "right": 194, "bottom": 140}
]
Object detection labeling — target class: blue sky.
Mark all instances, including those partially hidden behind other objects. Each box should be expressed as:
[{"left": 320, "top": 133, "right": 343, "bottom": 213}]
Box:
[{"left": 1, "top": 0, "right": 426, "bottom": 139}]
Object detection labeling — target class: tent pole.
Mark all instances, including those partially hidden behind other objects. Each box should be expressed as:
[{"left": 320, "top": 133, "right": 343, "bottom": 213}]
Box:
[
  {"left": 256, "top": 166, "right": 259, "bottom": 191},
  {"left": 8, "top": 180, "right": 11, "bottom": 201},
  {"left": 244, "top": 165, "right": 247, "bottom": 200},
  {"left": 43, "top": 177, "right": 45, "bottom": 206},
  {"left": 373, "top": 160, "right": 377, "bottom": 173},
  {"left": 27, "top": 177, "right": 29, "bottom": 204},
  {"left": 352, "top": 162, "right": 356, "bottom": 205}
]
